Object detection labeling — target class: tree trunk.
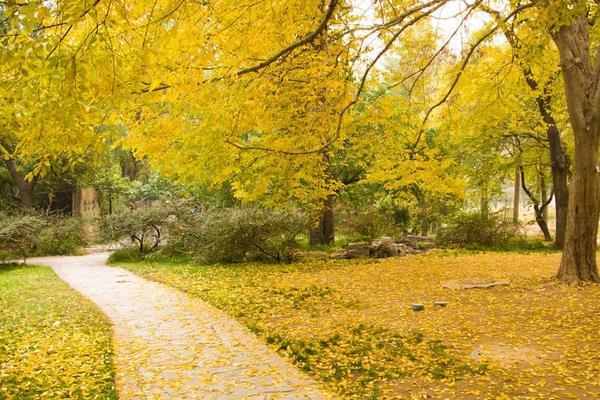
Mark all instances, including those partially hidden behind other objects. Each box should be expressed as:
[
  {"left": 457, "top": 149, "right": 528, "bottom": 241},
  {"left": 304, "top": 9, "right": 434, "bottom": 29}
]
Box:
[
  {"left": 536, "top": 213, "right": 553, "bottom": 242},
  {"left": 3, "top": 159, "right": 35, "bottom": 209},
  {"left": 309, "top": 195, "right": 335, "bottom": 246},
  {"left": 523, "top": 63, "right": 570, "bottom": 248},
  {"left": 480, "top": 183, "right": 489, "bottom": 219},
  {"left": 540, "top": 173, "right": 549, "bottom": 223},
  {"left": 546, "top": 124, "right": 569, "bottom": 249},
  {"left": 513, "top": 168, "right": 520, "bottom": 223},
  {"left": 557, "top": 129, "right": 600, "bottom": 283},
  {"left": 520, "top": 167, "right": 553, "bottom": 242},
  {"left": 553, "top": 16, "right": 600, "bottom": 283}
]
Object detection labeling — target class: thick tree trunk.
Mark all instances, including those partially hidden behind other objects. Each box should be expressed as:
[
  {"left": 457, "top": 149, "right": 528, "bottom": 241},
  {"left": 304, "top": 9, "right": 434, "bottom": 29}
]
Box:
[
  {"left": 309, "top": 195, "right": 335, "bottom": 246},
  {"left": 16, "top": 181, "right": 34, "bottom": 209},
  {"left": 513, "top": 168, "right": 520, "bottom": 223},
  {"left": 553, "top": 16, "right": 600, "bottom": 283},
  {"left": 557, "top": 130, "right": 600, "bottom": 283}
]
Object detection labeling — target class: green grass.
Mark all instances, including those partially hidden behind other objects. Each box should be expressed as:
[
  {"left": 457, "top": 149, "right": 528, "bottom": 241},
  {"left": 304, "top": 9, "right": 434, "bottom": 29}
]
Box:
[{"left": 0, "top": 264, "right": 116, "bottom": 399}]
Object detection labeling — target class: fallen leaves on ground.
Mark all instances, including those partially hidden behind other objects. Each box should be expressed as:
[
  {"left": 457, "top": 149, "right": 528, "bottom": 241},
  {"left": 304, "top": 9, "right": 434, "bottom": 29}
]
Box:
[
  {"left": 122, "top": 251, "right": 600, "bottom": 399},
  {"left": 0, "top": 264, "right": 116, "bottom": 399}
]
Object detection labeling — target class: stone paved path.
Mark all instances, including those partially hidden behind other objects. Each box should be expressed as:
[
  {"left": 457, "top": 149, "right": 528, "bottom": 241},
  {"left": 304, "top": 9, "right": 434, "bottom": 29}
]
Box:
[{"left": 31, "top": 253, "right": 333, "bottom": 400}]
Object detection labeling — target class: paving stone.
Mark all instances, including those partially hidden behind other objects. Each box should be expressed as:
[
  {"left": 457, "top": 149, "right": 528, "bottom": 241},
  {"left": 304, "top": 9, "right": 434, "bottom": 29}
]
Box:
[{"left": 31, "top": 253, "right": 333, "bottom": 400}]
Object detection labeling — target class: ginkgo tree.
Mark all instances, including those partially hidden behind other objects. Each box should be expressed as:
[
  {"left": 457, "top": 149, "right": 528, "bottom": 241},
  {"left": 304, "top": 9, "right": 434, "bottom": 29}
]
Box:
[
  {"left": 440, "top": 41, "right": 570, "bottom": 242},
  {"left": 119, "top": 0, "right": 465, "bottom": 244},
  {"left": 0, "top": 1, "right": 118, "bottom": 208},
  {"left": 3, "top": 0, "right": 600, "bottom": 284}
]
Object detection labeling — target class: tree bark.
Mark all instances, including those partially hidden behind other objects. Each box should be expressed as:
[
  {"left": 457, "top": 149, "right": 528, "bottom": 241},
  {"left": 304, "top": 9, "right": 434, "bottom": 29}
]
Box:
[
  {"left": 513, "top": 167, "right": 520, "bottom": 223},
  {"left": 520, "top": 167, "right": 553, "bottom": 242},
  {"left": 480, "top": 183, "right": 489, "bottom": 219},
  {"left": 546, "top": 123, "right": 569, "bottom": 248},
  {"left": 540, "top": 173, "right": 549, "bottom": 223},
  {"left": 3, "top": 158, "right": 35, "bottom": 209},
  {"left": 557, "top": 130, "right": 600, "bottom": 283},
  {"left": 309, "top": 195, "right": 335, "bottom": 246},
  {"left": 553, "top": 16, "right": 600, "bottom": 283}
]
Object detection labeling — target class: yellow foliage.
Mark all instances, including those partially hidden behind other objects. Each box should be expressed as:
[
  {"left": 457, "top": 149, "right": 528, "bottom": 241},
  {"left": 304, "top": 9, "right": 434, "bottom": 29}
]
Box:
[
  {"left": 122, "top": 252, "right": 600, "bottom": 399},
  {"left": 0, "top": 265, "right": 115, "bottom": 399}
]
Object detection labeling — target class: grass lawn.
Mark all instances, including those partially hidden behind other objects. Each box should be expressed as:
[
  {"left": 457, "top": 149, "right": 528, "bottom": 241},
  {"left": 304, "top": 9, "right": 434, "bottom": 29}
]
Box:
[
  {"left": 0, "top": 264, "right": 116, "bottom": 399},
  {"left": 120, "top": 251, "right": 600, "bottom": 399}
]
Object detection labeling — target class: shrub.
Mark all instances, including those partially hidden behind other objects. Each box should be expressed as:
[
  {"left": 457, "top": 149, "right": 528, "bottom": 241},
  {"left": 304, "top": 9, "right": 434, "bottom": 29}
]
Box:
[
  {"left": 0, "top": 213, "right": 47, "bottom": 261},
  {"left": 107, "top": 247, "right": 146, "bottom": 263},
  {"left": 342, "top": 209, "right": 404, "bottom": 240},
  {"left": 170, "top": 207, "right": 306, "bottom": 263},
  {"left": 0, "top": 213, "right": 86, "bottom": 261},
  {"left": 97, "top": 204, "right": 177, "bottom": 253},
  {"left": 436, "top": 212, "right": 525, "bottom": 249},
  {"left": 34, "top": 216, "right": 85, "bottom": 256}
]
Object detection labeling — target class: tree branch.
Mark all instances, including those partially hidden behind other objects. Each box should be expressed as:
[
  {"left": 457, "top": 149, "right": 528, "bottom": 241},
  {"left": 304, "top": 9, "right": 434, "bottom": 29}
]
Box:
[{"left": 236, "top": 0, "right": 339, "bottom": 76}]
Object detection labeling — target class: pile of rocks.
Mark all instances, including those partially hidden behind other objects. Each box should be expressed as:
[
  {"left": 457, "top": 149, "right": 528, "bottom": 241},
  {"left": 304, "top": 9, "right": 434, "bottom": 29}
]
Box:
[{"left": 331, "top": 235, "right": 435, "bottom": 259}]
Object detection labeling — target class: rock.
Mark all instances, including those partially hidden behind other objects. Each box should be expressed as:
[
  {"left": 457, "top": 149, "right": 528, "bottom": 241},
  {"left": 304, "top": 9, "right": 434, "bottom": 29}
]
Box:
[
  {"left": 406, "top": 235, "right": 433, "bottom": 242},
  {"left": 398, "top": 235, "right": 434, "bottom": 250},
  {"left": 347, "top": 241, "right": 370, "bottom": 250},
  {"left": 345, "top": 242, "right": 370, "bottom": 258},
  {"left": 394, "top": 243, "right": 412, "bottom": 255},
  {"left": 443, "top": 279, "right": 510, "bottom": 290},
  {"left": 328, "top": 251, "right": 348, "bottom": 260},
  {"left": 470, "top": 344, "right": 544, "bottom": 365},
  {"left": 345, "top": 249, "right": 370, "bottom": 258},
  {"left": 369, "top": 237, "right": 399, "bottom": 258},
  {"left": 329, "top": 236, "right": 435, "bottom": 260}
]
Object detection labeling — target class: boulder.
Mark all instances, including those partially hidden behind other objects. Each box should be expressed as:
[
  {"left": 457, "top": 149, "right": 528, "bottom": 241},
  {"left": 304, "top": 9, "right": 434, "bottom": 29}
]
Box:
[
  {"left": 330, "top": 251, "right": 349, "bottom": 259},
  {"left": 369, "top": 237, "right": 399, "bottom": 258},
  {"left": 345, "top": 242, "right": 370, "bottom": 258},
  {"left": 329, "top": 236, "right": 435, "bottom": 260}
]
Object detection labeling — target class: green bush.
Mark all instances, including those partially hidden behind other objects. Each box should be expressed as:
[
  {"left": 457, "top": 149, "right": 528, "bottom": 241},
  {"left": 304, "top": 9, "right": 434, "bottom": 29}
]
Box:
[
  {"left": 34, "top": 216, "right": 85, "bottom": 256},
  {"left": 0, "top": 212, "right": 84, "bottom": 261},
  {"left": 170, "top": 207, "right": 306, "bottom": 263},
  {"left": 436, "top": 212, "right": 525, "bottom": 249},
  {"left": 97, "top": 204, "right": 178, "bottom": 253},
  {"left": 0, "top": 213, "right": 47, "bottom": 261},
  {"left": 342, "top": 209, "right": 403, "bottom": 240},
  {"left": 107, "top": 247, "right": 146, "bottom": 263}
]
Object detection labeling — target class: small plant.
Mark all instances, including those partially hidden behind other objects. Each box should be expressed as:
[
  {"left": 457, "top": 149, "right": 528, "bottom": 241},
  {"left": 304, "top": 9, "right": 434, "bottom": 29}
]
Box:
[{"left": 0, "top": 212, "right": 86, "bottom": 261}]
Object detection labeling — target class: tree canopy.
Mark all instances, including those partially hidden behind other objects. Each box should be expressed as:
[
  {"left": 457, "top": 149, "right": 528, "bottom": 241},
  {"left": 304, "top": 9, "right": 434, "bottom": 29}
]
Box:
[{"left": 2, "top": 0, "right": 600, "bottom": 283}]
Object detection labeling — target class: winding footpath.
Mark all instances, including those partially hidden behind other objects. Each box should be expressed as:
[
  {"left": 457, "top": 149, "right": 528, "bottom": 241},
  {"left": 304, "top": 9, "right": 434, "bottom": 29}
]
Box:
[{"left": 31, "top": 253, "right": 332, "bottom": 400}]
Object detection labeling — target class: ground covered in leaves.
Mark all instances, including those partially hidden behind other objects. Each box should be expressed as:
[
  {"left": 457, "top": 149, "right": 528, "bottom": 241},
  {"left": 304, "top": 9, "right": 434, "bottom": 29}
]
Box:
[
  {"left": 121, "top": 252, "right": 600, "bottom": 399},
  {"left": 0, "top": 264, "right": 116, "bottom": 399}
]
